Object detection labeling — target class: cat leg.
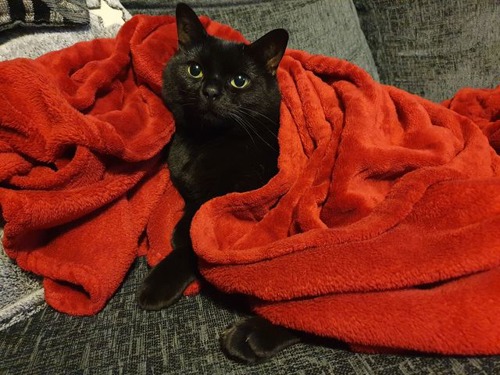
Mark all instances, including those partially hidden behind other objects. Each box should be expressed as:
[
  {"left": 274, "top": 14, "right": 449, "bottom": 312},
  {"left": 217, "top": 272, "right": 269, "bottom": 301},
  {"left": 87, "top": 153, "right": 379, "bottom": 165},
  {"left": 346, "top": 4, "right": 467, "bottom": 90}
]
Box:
[
  {"left": 137, "top": 245, "right": 196, "bottom": 310},
  {"left": 221, "top": 316, "right": 301, "bottom": 363},
  {"left": 137, "top": 210, "right": 196, "bottom": 310}
]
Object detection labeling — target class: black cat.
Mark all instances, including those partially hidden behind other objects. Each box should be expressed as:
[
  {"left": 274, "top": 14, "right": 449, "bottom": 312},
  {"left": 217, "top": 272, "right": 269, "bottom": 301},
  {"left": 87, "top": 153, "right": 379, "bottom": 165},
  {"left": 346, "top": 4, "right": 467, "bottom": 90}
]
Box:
[{"left": 138, "top": 3, "right": 299, "bottom": 362}]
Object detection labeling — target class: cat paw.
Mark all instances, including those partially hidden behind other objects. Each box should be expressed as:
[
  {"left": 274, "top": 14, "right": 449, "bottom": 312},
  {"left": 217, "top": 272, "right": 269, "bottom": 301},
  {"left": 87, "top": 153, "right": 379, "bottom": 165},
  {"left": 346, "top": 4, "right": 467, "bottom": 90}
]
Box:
[
  {"left": 137, "top": 277, "right": 181, "bottom": 311},
  {"left": 137, "top": 254, "right": 195, "bottom": 311},
  {"left": 220, "top": 316, "right": 300, "bottom": 363}
]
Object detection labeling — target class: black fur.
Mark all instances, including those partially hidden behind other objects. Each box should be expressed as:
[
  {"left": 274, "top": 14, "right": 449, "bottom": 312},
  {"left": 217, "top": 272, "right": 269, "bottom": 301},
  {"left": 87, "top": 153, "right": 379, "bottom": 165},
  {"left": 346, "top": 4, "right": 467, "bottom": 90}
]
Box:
[
  {"left": 138, "top": 3, "right": 297, "bottom": 362},
  {"left": 220, "top": 316, "right": 301, "bottom": 363}
]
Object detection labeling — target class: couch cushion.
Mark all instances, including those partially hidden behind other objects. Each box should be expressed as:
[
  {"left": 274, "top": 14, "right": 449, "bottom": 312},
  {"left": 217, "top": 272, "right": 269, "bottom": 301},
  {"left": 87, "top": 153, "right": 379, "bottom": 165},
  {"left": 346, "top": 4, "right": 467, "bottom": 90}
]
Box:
[
  {"left": 355, "top": 0, "right": 500, "bottom": 102},
  {"left": 3, "top": 258, "right": 500, "bottom": 374},
  {"left": 120, "top": 0, "right": 380, "bottom": 80}
]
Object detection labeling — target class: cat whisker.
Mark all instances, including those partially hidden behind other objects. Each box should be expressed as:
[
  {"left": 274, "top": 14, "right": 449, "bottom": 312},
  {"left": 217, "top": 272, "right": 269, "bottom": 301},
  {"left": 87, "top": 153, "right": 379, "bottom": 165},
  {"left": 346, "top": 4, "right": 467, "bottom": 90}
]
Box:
[
  {"left": 235, "top": 107, "right": 279, "bottom": 140},
  {"left": 227, "top": 111, "right": 257, "bottom": 147},
  {"left": 227, "top": 110, "right": 278, "bottom": 152},
  {"left": 238, "top": 107, "right": 278, "bottom": 125}
]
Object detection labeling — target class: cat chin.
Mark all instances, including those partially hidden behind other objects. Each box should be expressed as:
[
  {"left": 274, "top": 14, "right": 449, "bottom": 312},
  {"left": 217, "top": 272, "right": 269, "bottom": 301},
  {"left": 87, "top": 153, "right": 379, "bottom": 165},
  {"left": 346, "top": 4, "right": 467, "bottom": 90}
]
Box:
[
  {"left": 202, "top": 112, "right": 221, "bottom": 123},
  {"left": 201, "top": 115, "right": 234, "bottom": 129},
  {"left": 198, "top": 109, "right": 232, "bottom": 126}
]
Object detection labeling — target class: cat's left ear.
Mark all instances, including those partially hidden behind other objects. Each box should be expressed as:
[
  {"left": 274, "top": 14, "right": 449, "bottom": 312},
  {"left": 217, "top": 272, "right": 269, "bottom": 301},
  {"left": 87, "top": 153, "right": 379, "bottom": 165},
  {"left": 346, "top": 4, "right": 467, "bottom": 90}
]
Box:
[
  {"left": 246, "top": 29, "right": 288, "bottom": 74},
  {"left": 175, "top": 3, "right": 207, "bottom": 49}
]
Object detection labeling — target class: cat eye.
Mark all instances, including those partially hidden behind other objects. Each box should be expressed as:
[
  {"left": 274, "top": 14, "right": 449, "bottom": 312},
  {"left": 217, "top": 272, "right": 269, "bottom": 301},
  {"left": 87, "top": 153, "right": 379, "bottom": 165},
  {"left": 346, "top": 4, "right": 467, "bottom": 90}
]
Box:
[
  {"left": 188, "top": 63, "right": 203, "bottom": 79},
  {"left": 230, "top": 74, "right": 250, "bottom": 89}
]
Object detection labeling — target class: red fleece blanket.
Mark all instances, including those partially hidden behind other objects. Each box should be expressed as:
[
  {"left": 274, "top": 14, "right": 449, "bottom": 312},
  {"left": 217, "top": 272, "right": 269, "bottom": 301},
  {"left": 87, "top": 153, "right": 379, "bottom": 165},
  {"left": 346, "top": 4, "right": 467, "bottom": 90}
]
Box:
[{"left": 1, "top": 15, "right": 499, "bottom": 355}]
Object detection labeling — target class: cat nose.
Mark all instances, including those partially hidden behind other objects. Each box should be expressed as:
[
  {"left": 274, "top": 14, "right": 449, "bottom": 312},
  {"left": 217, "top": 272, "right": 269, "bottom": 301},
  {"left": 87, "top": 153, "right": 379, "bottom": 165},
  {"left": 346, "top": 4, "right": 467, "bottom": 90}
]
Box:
[{"left": 202, "top": 85, "right": 221, "bottom": 101}]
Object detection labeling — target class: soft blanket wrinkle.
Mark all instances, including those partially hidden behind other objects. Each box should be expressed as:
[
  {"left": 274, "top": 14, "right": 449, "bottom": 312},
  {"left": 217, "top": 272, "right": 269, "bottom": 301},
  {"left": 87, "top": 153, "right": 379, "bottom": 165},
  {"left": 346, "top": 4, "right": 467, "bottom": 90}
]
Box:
[{"left": 0, "top": 15, "right": 499, "bottom": 355}]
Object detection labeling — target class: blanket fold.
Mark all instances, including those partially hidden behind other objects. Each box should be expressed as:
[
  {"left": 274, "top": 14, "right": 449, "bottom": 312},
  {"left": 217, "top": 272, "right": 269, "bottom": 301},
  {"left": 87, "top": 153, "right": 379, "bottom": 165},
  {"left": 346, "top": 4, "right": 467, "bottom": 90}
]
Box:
[
  {"left": 0, "top": 16, "right": 177, "bottom": 315},
  {"left": 192, "top": 52, "right": 500, "bottom": 353},
  {"left": 0, "top": 15, "right": 499, "bottom": 354}
]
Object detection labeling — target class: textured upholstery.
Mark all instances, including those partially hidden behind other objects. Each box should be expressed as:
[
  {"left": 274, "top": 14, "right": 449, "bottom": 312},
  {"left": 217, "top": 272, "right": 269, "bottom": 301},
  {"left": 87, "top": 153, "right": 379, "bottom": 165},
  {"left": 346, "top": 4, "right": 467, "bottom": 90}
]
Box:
[
  {"left": 120, "top": 0, "right": 380, "bottom": 80},
  {"left": 0, "top": 0, "right": 88, "bottom": 31},
  {"left": 2, "top": 1, "right": 500, "bottom": 373},
  {"left": 2, "top": 260, "right": 499, "bottom": 374},
  {"left": 355, "top": 0, "right": 500, "bottom": 101}
]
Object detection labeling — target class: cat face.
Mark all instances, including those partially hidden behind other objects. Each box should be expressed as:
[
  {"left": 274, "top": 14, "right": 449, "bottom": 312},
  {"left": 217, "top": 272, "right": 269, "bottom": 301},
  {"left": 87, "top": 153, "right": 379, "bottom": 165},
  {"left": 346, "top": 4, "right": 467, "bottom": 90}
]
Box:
[{"left": 162, "top": 3, "right": 288, "bottom": 133}]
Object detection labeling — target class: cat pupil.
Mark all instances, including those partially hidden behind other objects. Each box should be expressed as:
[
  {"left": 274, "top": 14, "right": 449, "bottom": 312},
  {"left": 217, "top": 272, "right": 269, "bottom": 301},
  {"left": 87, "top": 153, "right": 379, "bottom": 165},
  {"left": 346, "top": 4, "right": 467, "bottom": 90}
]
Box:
[
  {"left": 188, "top": 63, "right": 203, "bottom": 78},
  {"left": 230, "top": 74, "right": 249, "bottom": 89},
  {"left": 233, "top": 75, "right": 246, "bottom": 87}
]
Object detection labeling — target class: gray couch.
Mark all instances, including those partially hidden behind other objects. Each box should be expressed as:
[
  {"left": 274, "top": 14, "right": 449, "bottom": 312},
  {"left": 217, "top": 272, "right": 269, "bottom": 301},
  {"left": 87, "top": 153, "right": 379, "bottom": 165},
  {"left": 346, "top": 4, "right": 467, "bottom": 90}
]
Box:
[{"left": 1, "top": 0, "right": 499, "bottom": 374}]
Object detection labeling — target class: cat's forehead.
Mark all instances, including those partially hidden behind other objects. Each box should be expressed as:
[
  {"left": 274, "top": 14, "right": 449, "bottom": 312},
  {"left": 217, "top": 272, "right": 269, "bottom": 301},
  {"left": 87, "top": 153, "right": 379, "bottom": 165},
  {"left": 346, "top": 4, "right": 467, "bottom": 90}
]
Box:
[{"left": 182, "top": 37, "right": 255, "bottom": 74}]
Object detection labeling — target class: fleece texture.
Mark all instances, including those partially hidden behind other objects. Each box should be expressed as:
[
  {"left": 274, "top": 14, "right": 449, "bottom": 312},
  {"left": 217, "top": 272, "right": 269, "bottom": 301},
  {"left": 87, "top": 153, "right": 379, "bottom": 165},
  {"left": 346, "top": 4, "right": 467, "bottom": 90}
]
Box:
[
  {"left": 0, "top": 15, "right": 499, "bottom": 355},
  {"left": 0, "top": 0, "right": 130, "bottom": 332}
]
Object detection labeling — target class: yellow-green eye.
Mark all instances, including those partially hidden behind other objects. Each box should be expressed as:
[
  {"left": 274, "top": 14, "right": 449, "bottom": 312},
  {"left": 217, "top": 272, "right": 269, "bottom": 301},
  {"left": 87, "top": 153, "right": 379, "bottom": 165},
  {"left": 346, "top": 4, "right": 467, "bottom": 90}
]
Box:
[
  {"left": 230, "top": 74, "right": 250, "bottom": 89},
  {"left": 188, "top": 63, "right": 203, "bottom": 79}
]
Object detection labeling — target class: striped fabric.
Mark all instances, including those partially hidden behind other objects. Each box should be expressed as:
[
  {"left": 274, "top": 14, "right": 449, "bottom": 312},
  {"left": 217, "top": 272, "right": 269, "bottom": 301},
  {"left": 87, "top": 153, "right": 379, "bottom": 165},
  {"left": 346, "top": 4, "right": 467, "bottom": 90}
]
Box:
[{"left": 0, "top": 0, "right": 89, "bottom": 31}]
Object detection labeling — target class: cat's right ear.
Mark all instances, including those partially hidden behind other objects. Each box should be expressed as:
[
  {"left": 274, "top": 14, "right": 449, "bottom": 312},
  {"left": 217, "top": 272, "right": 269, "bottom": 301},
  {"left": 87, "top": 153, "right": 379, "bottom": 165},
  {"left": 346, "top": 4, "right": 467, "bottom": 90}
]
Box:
[{"left": 175, "top": 3, "right": 207, "bottom": 49}]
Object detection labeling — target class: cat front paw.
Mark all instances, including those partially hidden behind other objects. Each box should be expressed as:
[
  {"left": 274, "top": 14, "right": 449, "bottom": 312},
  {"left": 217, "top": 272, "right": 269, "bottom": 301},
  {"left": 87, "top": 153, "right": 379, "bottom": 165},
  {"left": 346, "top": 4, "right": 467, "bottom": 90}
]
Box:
[
  {"left": 220, "top": 316, "right": 300, "bottom": 363},
  {"left": 137, "top": 277, "right": 179, "bottom": 311},
  {"left": 137, "top": 252, "right": 196, "bottom": 310}
]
